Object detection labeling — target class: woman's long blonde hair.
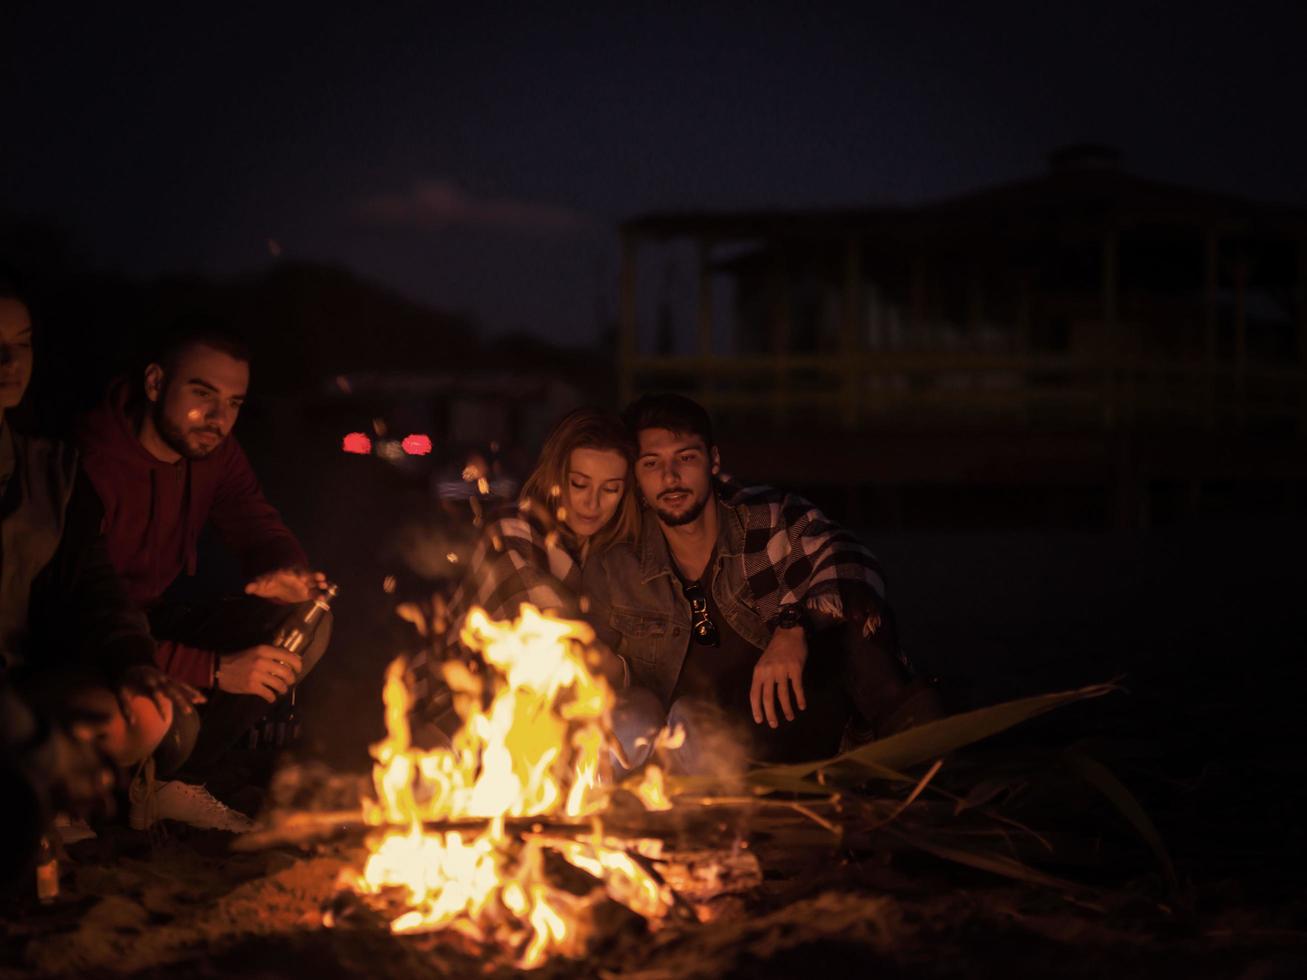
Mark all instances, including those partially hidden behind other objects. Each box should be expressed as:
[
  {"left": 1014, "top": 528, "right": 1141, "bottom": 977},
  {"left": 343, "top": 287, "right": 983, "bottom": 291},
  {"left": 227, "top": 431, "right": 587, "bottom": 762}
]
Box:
[{"left": 520, "top": 407, "right": 639, "bottom": 557}]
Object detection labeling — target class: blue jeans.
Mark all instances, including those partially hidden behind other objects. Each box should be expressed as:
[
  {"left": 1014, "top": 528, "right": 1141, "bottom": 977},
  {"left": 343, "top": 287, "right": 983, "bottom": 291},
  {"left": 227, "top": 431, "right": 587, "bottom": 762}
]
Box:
[{"left": 612, "top": 688, "right": 742, "bottom": 776}]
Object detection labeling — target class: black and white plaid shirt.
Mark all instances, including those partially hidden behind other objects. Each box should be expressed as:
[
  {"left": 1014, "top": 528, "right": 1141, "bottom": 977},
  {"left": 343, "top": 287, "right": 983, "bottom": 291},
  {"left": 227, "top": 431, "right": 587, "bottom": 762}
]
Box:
[
  {"left": 411, "top": 480, "right": 895, "bottom": 706},
  {"left": 452, "top": 505, "right": 583, "bottom": 623},
  {"left": 720, "top": 479, "right": 888, "bottom": 638},
  {"left": 408, "top": 502, "right": 584, "bottom": 702}
]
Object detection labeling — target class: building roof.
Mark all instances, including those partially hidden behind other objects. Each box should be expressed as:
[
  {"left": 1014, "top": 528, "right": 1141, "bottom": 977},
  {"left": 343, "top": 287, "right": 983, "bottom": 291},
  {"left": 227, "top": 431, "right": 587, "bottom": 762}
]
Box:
[{"left": 621, "top": 148, "right": 1307, "bottom": 243}]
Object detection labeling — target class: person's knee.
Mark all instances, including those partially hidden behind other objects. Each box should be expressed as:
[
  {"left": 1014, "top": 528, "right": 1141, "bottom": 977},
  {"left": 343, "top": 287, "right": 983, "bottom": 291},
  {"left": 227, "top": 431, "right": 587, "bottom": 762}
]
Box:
[
  {"left": 66, "top": 689, "right": 173, "bottom": 768},
  {"left": 826, "top": 623, "right": 910, "bottom": 699},
  {"left": 610, "top": 686, "right": 664, "bottom": 770}
]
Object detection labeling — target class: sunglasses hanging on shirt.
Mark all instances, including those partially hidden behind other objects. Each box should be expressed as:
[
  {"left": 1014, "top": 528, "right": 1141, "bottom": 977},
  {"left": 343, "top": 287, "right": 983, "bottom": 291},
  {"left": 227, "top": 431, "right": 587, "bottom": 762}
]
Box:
[{"left": 681, "top": 581, "right": 720, "bottom": 647}]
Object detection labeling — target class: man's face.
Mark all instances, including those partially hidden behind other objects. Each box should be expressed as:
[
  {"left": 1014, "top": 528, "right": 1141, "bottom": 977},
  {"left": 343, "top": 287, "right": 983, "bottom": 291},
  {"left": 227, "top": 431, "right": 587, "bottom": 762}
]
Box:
[
  {"left": 635, "top": 427, "right": 719, "bottom": 527},
  {"left": 0, "top": 297, "right": 34, "bottom": 411},
  {"left": 147, "top": 344, "right": 249, "bottom": 459}
]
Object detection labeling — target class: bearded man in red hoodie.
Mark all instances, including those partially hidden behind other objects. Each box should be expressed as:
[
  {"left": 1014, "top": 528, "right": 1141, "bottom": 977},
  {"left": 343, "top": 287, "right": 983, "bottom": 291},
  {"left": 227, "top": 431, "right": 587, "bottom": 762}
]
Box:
[{"left": 79, "top": 328, "right": 332, "bottom": 829}]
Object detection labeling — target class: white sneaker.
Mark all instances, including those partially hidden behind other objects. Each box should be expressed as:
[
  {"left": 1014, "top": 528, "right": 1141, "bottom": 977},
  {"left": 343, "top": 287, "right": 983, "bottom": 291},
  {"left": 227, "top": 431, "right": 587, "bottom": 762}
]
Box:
[{"left": 130, "top": 779, "right": 255, "bottom": 833}]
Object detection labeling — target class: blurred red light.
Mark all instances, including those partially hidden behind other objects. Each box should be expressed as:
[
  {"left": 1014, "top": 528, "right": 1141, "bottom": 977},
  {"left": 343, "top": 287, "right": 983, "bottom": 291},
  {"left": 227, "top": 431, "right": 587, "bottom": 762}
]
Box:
[
  {"left": 402, "top": 434, "right": 433, "bottom": 456},
  {"left": 343, "top": 432, "right": 372, "bottom": 455}
]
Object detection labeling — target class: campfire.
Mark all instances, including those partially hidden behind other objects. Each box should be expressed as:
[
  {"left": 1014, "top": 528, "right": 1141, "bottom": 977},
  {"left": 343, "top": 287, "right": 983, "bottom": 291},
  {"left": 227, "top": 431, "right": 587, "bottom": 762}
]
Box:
[
  {"left": 24, "top": 591, "right": 1135, "bottom": 977},
  {"left": 232, "top": 600, "right": 1130, "bottom": 972},
  {"left": 336, "top": 605, "right": 677, "bottom": 968}
]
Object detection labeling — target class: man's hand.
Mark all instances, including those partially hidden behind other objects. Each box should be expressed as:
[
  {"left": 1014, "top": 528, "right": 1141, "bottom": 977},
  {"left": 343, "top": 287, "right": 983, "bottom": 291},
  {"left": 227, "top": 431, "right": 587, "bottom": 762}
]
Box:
[
  {"left": 118, "top": 664, "right": 204, "bottom": 726},
  {"left": 750, "top": 626, "right": 808, "bottom": 728},
  {"left": 244, "top": 566, "right": 327, "bottom": 604},
  {"left": 217, "top": 645, "right": 303, "bottom": 703}
]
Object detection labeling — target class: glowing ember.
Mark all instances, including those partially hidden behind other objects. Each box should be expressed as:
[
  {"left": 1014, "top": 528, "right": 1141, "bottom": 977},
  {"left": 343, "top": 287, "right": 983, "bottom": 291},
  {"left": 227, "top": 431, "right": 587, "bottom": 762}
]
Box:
[{"left": 342, "top": 605, "right": 674, "bottom": 968}]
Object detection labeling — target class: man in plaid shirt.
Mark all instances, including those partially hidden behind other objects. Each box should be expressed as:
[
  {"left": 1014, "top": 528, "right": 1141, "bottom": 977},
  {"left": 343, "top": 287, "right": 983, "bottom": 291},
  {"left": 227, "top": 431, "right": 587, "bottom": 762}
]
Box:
[{"left": 584, "top": 394, "right": 940, "bottom": 771}]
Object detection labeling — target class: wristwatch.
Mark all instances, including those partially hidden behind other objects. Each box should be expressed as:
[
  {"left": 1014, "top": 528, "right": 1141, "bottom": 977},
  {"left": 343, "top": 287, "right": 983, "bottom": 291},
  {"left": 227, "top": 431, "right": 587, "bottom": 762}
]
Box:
[{"left": 775, "top": 605, "right": 804, "bottom": 630}]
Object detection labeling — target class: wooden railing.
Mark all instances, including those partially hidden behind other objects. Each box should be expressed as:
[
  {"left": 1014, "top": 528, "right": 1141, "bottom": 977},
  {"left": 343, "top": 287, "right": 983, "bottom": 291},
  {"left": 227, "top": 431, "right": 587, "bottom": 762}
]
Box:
[{"left": 622, "top": 351, "right": 1307, "bottom": 431}]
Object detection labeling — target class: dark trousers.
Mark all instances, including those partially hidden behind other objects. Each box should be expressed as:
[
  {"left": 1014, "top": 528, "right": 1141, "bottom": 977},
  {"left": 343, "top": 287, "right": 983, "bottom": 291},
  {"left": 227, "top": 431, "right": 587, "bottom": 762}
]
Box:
[
  {"left": 149, "top": 596, "right": 331, "bottom": 783},
  {"left": 613, "top": 620, "right": 918, "bottom": 772}
]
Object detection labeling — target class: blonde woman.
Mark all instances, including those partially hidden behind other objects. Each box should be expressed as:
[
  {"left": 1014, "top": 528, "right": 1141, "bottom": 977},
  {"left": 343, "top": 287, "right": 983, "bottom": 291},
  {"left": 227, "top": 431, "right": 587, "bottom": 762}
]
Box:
[{"left": 410, "top": 408, "right": 638, "bottom": 710}]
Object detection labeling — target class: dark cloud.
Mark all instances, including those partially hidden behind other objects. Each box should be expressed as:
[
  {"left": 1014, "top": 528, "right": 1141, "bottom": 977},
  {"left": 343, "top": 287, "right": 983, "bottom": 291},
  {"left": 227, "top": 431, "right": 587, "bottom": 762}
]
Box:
[
  {"left": 4, "top": 3, "right": 1307, "bottom": 344},
  {"left": 356, "top": 180, "right": 594, "bottom": 236}
]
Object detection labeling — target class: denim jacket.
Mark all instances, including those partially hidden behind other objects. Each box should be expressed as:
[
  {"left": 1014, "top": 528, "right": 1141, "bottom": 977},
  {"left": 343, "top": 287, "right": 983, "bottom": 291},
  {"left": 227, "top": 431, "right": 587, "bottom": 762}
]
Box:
[{"left": 583, "top": 501, "right": 773, "bottom": 707}]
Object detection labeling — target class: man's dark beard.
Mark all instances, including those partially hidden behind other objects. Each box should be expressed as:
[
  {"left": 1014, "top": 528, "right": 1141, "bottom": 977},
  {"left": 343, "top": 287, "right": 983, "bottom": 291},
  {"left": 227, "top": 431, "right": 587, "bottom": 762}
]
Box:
[
  {"left": 651, "top": 488, "right": 710, "bottom": 527},
  {"left": 153, "top": 401, "right": 221, "bottom": 460}
]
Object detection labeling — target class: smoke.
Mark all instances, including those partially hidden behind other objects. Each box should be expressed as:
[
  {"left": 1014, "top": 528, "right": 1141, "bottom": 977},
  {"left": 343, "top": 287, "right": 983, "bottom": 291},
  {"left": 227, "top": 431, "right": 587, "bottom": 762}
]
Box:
[
  {"left": 660, "top": 698, "right": 750, "bottom": 780},
  {"left": 390, "top": 517, "right": 475, "bottom": 582}
]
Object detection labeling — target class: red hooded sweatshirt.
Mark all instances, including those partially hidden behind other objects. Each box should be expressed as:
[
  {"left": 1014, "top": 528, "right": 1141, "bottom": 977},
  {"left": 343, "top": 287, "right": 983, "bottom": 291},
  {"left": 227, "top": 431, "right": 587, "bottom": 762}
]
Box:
[{"left": 77, "top": 380, "right": 309, "bottom": 687}]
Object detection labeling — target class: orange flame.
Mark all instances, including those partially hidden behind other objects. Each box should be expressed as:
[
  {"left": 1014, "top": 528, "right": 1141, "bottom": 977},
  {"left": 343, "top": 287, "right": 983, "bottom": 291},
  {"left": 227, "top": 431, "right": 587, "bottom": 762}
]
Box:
[{"left": 344, "top": 605, "right": 674, "bottom": 968}]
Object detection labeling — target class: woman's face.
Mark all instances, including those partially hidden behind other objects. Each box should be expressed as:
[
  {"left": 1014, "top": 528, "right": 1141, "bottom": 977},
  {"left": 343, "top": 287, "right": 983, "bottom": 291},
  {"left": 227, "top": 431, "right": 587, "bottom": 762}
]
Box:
[
  {"left": 0, "top": 298, "right": 34, "bottom": 412},
  {"left": 562, "top": 447, "right": 628, "bottom": 539}
]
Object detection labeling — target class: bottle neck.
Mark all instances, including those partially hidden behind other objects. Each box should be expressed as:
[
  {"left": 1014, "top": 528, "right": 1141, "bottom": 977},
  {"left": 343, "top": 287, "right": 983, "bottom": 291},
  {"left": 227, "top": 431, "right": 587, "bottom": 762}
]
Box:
[{"left": 302, "top": 588, "right": 337, "bottom": 625}]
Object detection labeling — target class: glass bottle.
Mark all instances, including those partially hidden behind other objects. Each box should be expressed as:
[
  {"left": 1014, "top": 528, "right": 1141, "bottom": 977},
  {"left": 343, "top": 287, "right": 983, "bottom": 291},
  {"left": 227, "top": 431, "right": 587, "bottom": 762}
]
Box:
[
  {"left": 35, "top": 833, "right": 58, "bottom": 904},
  {"left": 267, "top": 582, "right": 339, "bottom": 747}
]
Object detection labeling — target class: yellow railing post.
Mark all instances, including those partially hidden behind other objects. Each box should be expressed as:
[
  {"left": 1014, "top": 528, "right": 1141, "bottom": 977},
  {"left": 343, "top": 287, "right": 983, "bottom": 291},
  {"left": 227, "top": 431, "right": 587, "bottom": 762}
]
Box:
[{"left": 618, "top": 232, "right": 638, "bottom": 409}]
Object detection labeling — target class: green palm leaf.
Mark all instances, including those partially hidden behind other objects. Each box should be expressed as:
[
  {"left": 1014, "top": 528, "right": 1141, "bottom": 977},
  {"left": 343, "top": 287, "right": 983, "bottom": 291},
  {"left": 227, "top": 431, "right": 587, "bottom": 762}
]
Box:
[
  {"left": 750, "top": 682, "right": 1118, "bottom": 789},
  {"left": 1063, "top": 748, "right": 1178, "bottom": 894}
]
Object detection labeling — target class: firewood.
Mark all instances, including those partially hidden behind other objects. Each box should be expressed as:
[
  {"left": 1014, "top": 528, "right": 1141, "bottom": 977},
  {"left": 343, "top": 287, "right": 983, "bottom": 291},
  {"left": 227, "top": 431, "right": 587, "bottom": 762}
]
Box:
[
  {"left": 647, "top": 848, "right": 763, "bottom": 902},
  {"left": 231, "top": 805, "right": 740, "bottom": 853}
]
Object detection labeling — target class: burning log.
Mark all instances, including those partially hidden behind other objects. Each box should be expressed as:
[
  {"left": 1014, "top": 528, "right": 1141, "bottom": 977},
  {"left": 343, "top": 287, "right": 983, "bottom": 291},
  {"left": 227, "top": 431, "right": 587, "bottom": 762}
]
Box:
[
  {"left": 253, "top": 600, "right": 1120, "bottom": 971},
  {"left": 235, "top": 794, "right": 805, "bottom": 852},
  {"left": 234, "top": 809, "right": 597, "bottom": 852},
  {"left": 235, "top": 809, "right": 699, "bottom": 852},
  {"left": 318, "top": 605, "right": 695, "bottom": 969},
  {"left": 640, "top": 847, "right": 763, "bottom": 904}
]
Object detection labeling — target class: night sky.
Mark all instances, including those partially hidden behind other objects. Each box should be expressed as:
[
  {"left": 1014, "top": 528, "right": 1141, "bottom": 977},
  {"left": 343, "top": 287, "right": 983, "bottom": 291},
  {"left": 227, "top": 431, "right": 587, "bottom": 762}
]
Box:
[{"left": 5, "top": 2, "right": 1306, "bottom": 346}]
